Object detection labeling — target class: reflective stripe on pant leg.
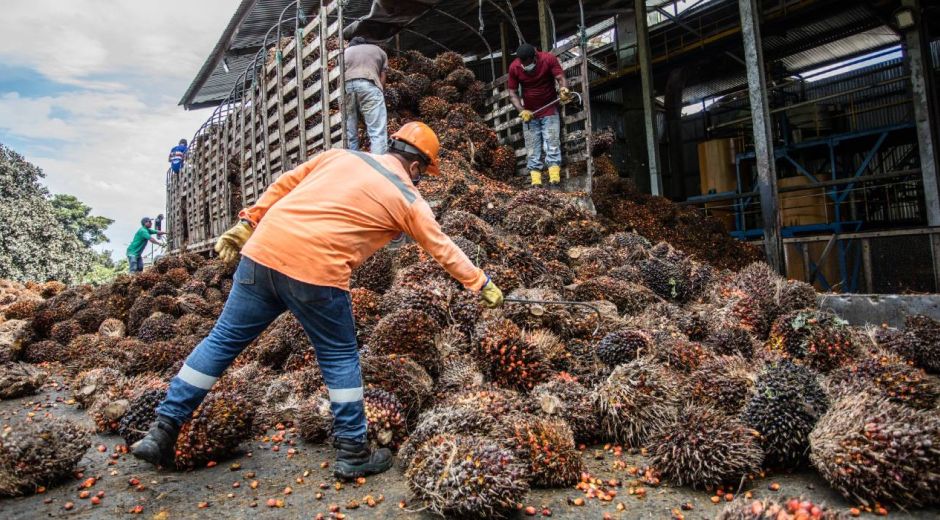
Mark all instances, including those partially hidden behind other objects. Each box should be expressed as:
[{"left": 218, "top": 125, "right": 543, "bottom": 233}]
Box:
[
  {"left": 328, "top": 387, "right": 364, "bottom": 403},
  {"left": 178, "top": 363, "right": 218, "bottom": 390}
]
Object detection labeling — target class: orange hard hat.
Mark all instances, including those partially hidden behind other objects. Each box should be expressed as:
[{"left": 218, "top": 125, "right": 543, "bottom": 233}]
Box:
[{"left": 389, "top": 121, "right": 441, "bottom": 176}]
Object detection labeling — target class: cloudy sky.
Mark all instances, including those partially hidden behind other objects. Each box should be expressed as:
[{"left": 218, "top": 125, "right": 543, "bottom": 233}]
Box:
[{"left": 0, "top": 0, "right": 239, "bottom": 257}]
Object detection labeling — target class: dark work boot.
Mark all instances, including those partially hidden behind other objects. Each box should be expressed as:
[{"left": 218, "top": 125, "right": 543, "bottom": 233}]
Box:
[
  {"left": 333, "top": 438, "right": 392, "bottom": 480},
  {"left": 131, "top": 415, "right": 180, "bottom": 467}
]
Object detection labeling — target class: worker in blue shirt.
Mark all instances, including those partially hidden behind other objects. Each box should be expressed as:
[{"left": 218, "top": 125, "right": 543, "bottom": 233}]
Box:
[{"left": 168, "top": 139, "right": 188, "bottom": 174}]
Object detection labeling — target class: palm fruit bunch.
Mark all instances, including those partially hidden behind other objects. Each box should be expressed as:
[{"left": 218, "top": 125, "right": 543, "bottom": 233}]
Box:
[
  {"left": 704, "top": 324, "right": 757, "bottom": 357},
  {"left": 742, "top": 361, "right": 829, "bottom": 467},
  {"left": 349, "top": 246, "right": 394, "bottom": 293},
  {"left": 809, "top": 393, "right": 940, "bottom": 508},
  {"left": 638, "top": 244, "right": 709, "bottom": 303},
  {"left": 74, "top": 306, "right": 107, "bottom": 333},
  {"left": 437, "top": 352, "right": 484, "bottom": 395},
  {"left": 350, "top": 288, "right": 381, "bottom": 342},
  {"left": 362, "top": 388, "right": 407, "bottom": 449},
  {"left": 573, "top": 277, "right": 660, "bottom": 315},
  {"left": 569, "top": 246, "right": 618, "bottom": 280},
  {"left": 879, "top": 315, "right": 940, "bottom": 373},
  {"left": 406, "top": 434, "right": 530, "bottom": 518},
  {"left": 177, "top": 292, "right": 214, "bottom": 317},
  {"left": 718, "top": 498, "right": 848, "bottom": 520},
  {"left": 558, "top": 219, "right": 605, "bottom": 246},
  {"left": 417, "top": 95, "right": 449, "bottom": 120},
  {"left": 687, "top": 355, "right": 757, "bottom": 415},
  {"left": 360, "top": 353, "right": 433, "bottom": 423},
  {"left": 596, "top": 328, "right": 652, "bottom": 367},
  {"left": 295, "top": 395, "right": 333, "bottom": 442},
  {"left": 70, "top": 367, "right": 122, "bottom": 409},
  {"left": 650, "top": 405, "right": 763, "bottom": 489},
  {"left": 379, "top": 279, "right": 451, "bottom": 326},
  {"left": 433, "top": 51, "right": 464, "bottom": 77},
  {"left": 497, "top": 414, "right": 583, "bottom": 487},
  {"left": 397, "top": 405, "right": 501, "bottom": 470},
  {"left": 594, "top": 359, "right": 682, "bottom": 446},
  {"left": 474, "top": 318, "right": 549, "bottom": 392},
  {"left": 87, "top": 374, "right": 166, "bottom": 433},
  {"left": 489, "top": 145, "right": 517, "bottom": 180},
  {"left": 443, "top": 386, "right": 527, "bottom": 419},
  {"left": 174, "top": 390, "right": 254, "bottom": 470},
  {"left": 502, "top": 288, "right": 569, "bottom": 332},
  {"left": 654, "top": 337, "right": 714, "bottom": 372},
  {"left": 367, "top": 310, "right": 441, "bottom": 376},
  {"left": 49, "top": 319, "right": 82, "bottom": 345},
  {"left": 175, "top": 313, "right": 213, "bottom": 337},
  {"left": 0, "top": 362, "right": 47, "bottom": 399},
  {"left": 19, "top": 339, "right": 66, "bottom": 364},
  {"left": 767, "top": 310, "right": 857, "bottom": 372},
  {"left": 530, "top": 373, "right": 598, "bottom": 443},
  {"left": 243, "top": 313, "right": 310, "bottom": 370},
  {"left": 825, "top": 354, "right": 938, "bottom": 409},
  {"left": 502, "top": 204, "right": 554, "bottom": 236},
  {"left": 123, "top": 339, "right": 189, "bottom": 375},
  {"left": 118, "top": 387, "right": 167, "bottom": 445},
  {"left": 522, "top": 329, "right": 567, "bottom": 369},
  {"left": 0, "top": 416, "right": 91, "bottom": 497},
  {"left": 393, "top": 260, "right": 451, "bottom": 288}
]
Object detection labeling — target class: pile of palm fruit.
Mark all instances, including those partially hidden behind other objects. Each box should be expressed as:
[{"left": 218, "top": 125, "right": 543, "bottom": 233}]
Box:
[{"left": 0, "top": 46, "right": 938, "bottom": 518}]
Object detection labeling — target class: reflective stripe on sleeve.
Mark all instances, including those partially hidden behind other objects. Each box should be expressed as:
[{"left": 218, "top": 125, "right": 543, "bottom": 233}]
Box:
[
  {"left": 349, "top": 151, "right": 417, "bottom": 204},
  {"left": 328, "top": 387, "right": 364, "bottom": 403},
  {"left": 178, "top": 364, "right": 219, "bottom": 390}
]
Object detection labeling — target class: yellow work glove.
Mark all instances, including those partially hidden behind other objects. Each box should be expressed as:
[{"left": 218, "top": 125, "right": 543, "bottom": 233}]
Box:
[
  {"left": 519, "top": 110, "right": 534, "bottom": 123},
  {"left": 559, "top": 87, "right": 574, "bottom": 104},
  {"left": 480, "top": 276, "right": 504, "bottom": 308},
  {"left": 214, "top": 221, "right": 253, "bottom": 264}
]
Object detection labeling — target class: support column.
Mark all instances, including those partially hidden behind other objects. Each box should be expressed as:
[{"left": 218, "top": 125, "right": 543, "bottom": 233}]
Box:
[
  {"left": 538, "top": 0, "right": 551, "bottom": 51},
  {"left": 738, "top": 0, "right": 784, "bottom": 275},
  {"left": 635, "top": 0, "right": 663, "bottom": 196},
  {"left": 901, "top": 0, "right": 940, "bottom": 291},
  {"left": 500, "top": 22, "right": 510, "bottom": 75}
]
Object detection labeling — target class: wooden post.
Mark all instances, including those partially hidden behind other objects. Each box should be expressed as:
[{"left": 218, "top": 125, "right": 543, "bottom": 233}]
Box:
[
  {"left": 635, "top": 0, "right": 663, "bottom": 196},
  {"left": 296, "top": 26, "right": 308, "bottom": 160},
  {"left": 538, "top": 0, "right": 551, "bottom": 51},
  {"left": 500, "top": 22, "right": 509, "bottom": 75},
  {"left": 319, "top": 7, "right": 332, "bottom": 149}
]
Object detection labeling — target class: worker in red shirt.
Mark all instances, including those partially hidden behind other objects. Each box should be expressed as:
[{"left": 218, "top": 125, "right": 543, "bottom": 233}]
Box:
[
  {"left": 507, "top": 43, "right": 573, "bottom": 188},
  {"left": 131, "top": 122, "right": 504, "bottom": 479}
]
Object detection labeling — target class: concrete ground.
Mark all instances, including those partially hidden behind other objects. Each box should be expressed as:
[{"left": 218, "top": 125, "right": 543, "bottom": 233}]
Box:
[{"left": 1, "top": 376, "right": 936, "bottom": 520}]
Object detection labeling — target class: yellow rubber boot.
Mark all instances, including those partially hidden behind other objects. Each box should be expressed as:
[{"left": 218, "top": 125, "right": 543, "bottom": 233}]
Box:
[
  {"left": 530, "top": 170, "right": 543, "bottom": 186},
  {"left": 548, "top": 165, "right": 562, "bottom": 185}
]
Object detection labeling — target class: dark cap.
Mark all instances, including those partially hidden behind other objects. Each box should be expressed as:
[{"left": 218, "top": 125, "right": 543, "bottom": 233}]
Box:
[
  {"left": 516, "top": 43, "right": 536, "bottom": 61},
  {"left": 141, "top": 217, "right": 152, "bottom": 226}
]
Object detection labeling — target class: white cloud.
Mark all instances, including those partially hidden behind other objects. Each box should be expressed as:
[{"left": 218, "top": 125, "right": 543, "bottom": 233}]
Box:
[{"left": 0, "top": 0, "right": 239, "bottom": 258}]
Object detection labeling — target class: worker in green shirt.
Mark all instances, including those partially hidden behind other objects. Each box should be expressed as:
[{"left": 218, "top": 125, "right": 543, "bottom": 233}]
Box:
[{"left": 127, "top": 217, "right": 166, "bottom": 273}]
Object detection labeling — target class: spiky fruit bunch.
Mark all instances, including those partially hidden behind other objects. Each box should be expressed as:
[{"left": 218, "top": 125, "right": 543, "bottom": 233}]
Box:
[
  {"left": 573, "top": 277, "right": 660, "bottom": 316},
  {"left": 650, "top": 405, "right": 763, "bottom": 489},
  {"left": 594, "top": 359, "right": 683, "bottom": 446},
  {"left": 435, "top": 83, "right": 460, "bottom": 103},
  {"left": 295, "top": 395, "right": 333, "bottom": 442},
  {"left": 443, "top": 386, "right": 527, "bottom": 419},
  {"left": 379, "top": 280, "right": 451, "bottom": 326},
  {"left": 393, "top": 260, "right": 451, "bottom": 288},
  {"left": 118, "top": 388, "right": 167, "bottom": 445},
  {"left": 498, "top": 414, "right": 583, "bottom": 487},
  {"left": 73, "top": 307, "right": 107, "bottom": 333},
  {"left": 433, "top": 51, "right": 464, "bottom": 77},
  {"left": 767, "top": 310, "right": 857, "bottom": 372},
  {"left": 810, "top": 393, "right": 940, "bottom": 508},
  {"left": 360, "top": 353, "right": 433, "bottom": 423},
  {"left": 0, "top": 362, "right": 47, "bottom": 399},
  {"left": 474, "top": 318, "right": 549, "bottom": 392},
  {"left": 894, "top": 315, "right": 940, "bottom": 373},
  {"left": 350, "top": 246, "right": 394, "bottom": 293},
  {"left": 417, "top": 95, "right": 449, "bottom": 120},
  {"left": 362, "top": 388, "right": 408, "bottom": 449},
  {"left": 49, "top": 319, "right": 82, "bottom": 345},
  {"left": 742, "top": 361, "right": 829, "bottom": 467},
  {"left": 135, "top": 312, "right": 177, "bottom": 343},
  {"left": 779, "top": 279, "right": 817, "bottom": 314},
  {"left": 437, "top": 353, "right": 484, "bottom": 395},
  {"left": 177, "top": 293, "right": 213, "bottom": 317},
  {"left": 489, "top": 145, "right": 517, "bottom": 180},
  {"left": 522, "top": 329, "right": 567, "bottom": 369},
  {"left": 825, "top": 356, "right": 938, "bottom": 410},
  {"left": 70, "top": 367, "right": 122, "bottom": 408},
  {"left": 397, "top": 405, "right": 501, "bottom": 470},
  {"left": 174, "top": 390, "right": 254, "bottom": 470},
  {"left": 0, "top": 417, "right": 91, "bottom": 497},
  {"left": 654, "top": 337, "right": 714, "bottom": 372},
  {"left": 567, "top": 246, "right": 615, "bottom": 280},
  {"left": 98, "top": 318, "right": 126, "bottom": 338},
  {"left": 503, "top": 288, "right": 570, "bottom": 332},
  {"left": 20, "top": 339, "right": 67, "bottom": 364},
  {"left": 350, "top": 288, "right": 381, "bottom": 342},
  {"left": 368, "top": 310, "right": 441, "bottom": 376},
  {"left": 688, "top": 356, "right": 757, "bottom": 415},
  {"left": 3, "top": 299, "right": 39, "bottom": 321},
  {"left": 124, "top": 340, "right": 189, "bottom": 375},
  {"left": 718, "top": 498, "right": 848, "bottom": 519},
  {"left": 530, "top": 373, "right": 599, "bottom": 443},
  {"left": 705, "top": 325, "right": 756, "bottom": 357},
  {"left": 502, "top": 204, "right": 554, "bottom": 236},
  {"left": 639, "top": 249, "right": 711, "bottom": 303},
  {"left": 175, "top": 313, "right": 213, "bottom": 337},
  {"left": 243, "top": 313, "right": 310, "bottom": 370},
  {"left": 406, "top": 434, "right": 530, "bottom": 518},
  {"left": 559, "top": 219, "right": 605, "bottom": 246},
  {"left": 597, "top": 328, "right": 652, "bottom": 367}
]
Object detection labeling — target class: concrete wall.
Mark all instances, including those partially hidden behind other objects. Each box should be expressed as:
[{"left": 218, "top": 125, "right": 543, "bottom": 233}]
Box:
[{"left": 818, "top": 293, "right": 940, "bottom": 327}]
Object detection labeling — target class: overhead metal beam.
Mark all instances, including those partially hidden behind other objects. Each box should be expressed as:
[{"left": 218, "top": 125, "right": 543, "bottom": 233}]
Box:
[
  {"left": 901, "top": 0, "right": 940, "bottom": 291},
  {"left": 738, "top": 0, "right": 784, "bottom": 274},
  {"left": 652, "top": 6, "right": 745, "bottom": 66},
  {"left": 635, "top": 0, "right": 663, "bottom": 196}
]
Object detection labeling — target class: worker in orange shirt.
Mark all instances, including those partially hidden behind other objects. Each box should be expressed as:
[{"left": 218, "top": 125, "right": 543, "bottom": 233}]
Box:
[{"left": 132, "top": 122, "right": 504, "bottom": 479}]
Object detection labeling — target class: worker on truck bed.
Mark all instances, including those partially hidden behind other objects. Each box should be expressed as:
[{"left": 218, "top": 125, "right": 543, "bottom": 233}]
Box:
[
  {"left": 344, "top": 36, "right": 389, "bottom": 154},
  {"left": 168, "top": 139, "right": 188, "bottom": 174},
  {"left": 127, "top": 217, "right": 166, "bottom": 273},
  {"left": 507, "top": 43, "right": 573, "bottom": 188},
  {"left": 132, "top": 122, "right": 505, "bottom": 479}
]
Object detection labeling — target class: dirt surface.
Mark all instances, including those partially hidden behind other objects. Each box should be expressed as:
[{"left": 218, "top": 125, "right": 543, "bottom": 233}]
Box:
[{"left": 1, "top": 377, "right": 937, "bottom": 520}]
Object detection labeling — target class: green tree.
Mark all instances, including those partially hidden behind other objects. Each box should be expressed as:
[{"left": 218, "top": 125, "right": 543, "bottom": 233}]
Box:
[
  {"left": 81, "top": 251, "right": 128, "bottom": 285},
  {"left": 50, "top": 193, "right": 114, "bottom": 247}
]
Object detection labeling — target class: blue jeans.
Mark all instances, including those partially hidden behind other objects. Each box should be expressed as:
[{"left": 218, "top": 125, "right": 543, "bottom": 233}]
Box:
[
  {"left": 345, "top": 79, "right": 388, "bottom": 154},
  {"left": 128, "top": 255, "right": 144, "bottom": 273},
  {"left": 156, "top": 256, "right": 366, "bottom": 442},
  {"left": 522, "top": 114, "right": 561, "bottom": 171}
]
